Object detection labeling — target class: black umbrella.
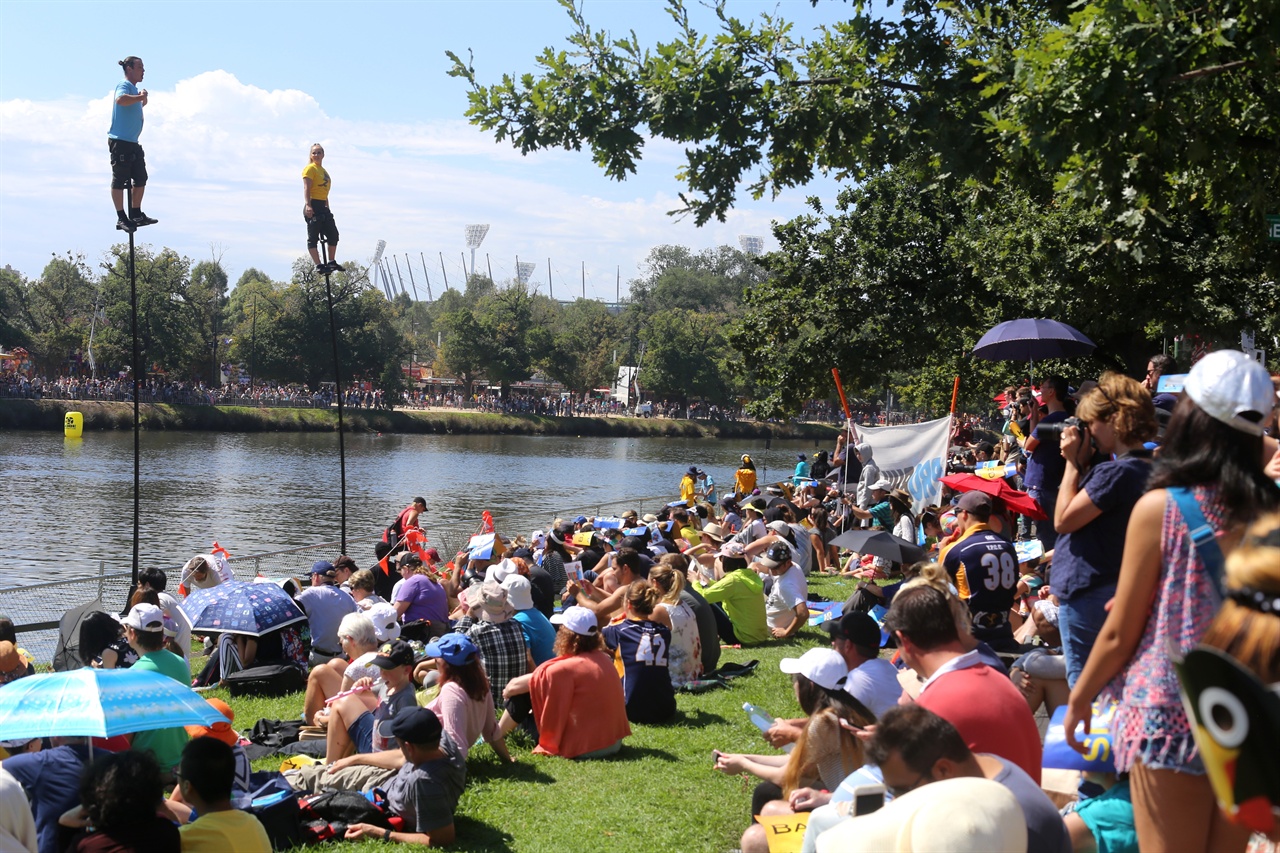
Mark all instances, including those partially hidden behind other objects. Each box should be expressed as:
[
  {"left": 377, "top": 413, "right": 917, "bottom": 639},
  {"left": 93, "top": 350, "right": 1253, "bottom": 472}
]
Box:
[
  {"left": 829, "top": 529, "right": 927, "bottom": 565},
  {"left": 971, "top": 317, "right": 1096, "bottom": 384}
]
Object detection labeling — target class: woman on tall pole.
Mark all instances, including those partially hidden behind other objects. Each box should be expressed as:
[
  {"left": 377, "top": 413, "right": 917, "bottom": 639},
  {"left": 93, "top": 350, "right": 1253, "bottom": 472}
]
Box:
[{"left": 303, "top": 144, "right": 344, "bottom": 274}]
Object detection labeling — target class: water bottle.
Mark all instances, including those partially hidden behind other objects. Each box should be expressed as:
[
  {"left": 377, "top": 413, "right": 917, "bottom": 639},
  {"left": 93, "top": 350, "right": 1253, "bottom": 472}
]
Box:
[{"left": 744, "top": 703, "right": 794, "bottom": 753}]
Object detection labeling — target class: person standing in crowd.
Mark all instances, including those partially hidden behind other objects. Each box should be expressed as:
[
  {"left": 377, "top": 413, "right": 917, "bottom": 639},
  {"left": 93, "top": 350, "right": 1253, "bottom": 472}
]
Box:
[
  {"left": 940, "top": 491, "right": 1021, "bottom": 652},
  {"left": 1052, "top": 373, "right": 1157, "bottom": 686},
  {"left": 1021, "top": 375, "right": 1070, "bottom": 549},
  {"left": 107, "top": 56, "right": 157, "bottom": 232},
  {"left": 391, "top": 497, "right": 426, "bottom": 543},
  {"left": 735, "top": 455, "right": 758, "bottom": 496},
  {"left": 1065, "top": 350, "right": 1279, "bottom": 853},
  {"left": 299, "top": 561, "right": 358, "bottom": 667},
  {"left": 680, "top": 466, "right": 698, "bottom": 507},
  {"left": 302, "top": 143, "right": 344, "bottom": 274},
  {"left": 1142, "top": 353, "right": 1178, "bottom": 394},
  {"left": 698, "top": 468, "right": 718, "bottom": 505},
  {"left": 854, "top": 443, "right": 880, "bottom": 518},
  {"left": 793, "top": 453, "right": 811, "bottom": 488}
]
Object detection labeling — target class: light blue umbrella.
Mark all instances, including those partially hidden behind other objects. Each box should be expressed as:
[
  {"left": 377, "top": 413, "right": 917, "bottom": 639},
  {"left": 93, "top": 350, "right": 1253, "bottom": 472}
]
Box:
[{"left": 0, "top": 668, "right": 227, "bottom": 740}]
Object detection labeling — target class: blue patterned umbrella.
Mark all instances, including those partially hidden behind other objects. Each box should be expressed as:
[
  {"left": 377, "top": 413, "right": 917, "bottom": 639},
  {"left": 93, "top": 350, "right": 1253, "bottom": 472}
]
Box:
[
  {"left": 181, "top": 580, "right": 306, "bottom": 637},
  {"left": 0, "top": 668, "right": 228, "bottom": 740}
]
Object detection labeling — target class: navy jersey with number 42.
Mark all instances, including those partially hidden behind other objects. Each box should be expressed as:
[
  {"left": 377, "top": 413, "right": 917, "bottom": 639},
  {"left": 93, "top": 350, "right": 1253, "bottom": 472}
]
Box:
[
  {"left": 601, "top": 619, "right": 677, "bottom": 723},
  {"left": 943, "top": 531, "right": 1020, "bottom": 650}
]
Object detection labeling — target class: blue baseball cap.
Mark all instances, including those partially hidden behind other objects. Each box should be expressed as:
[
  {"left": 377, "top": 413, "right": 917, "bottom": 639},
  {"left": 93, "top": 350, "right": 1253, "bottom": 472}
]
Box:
[{"left": 425, "top": 632, "right": 478, "bottom": 666}]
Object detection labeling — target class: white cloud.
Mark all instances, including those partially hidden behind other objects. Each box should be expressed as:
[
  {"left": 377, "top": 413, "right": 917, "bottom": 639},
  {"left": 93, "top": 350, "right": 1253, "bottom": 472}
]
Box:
[{"left": 0, "top": 70, "right": 839, "bottom": 297}]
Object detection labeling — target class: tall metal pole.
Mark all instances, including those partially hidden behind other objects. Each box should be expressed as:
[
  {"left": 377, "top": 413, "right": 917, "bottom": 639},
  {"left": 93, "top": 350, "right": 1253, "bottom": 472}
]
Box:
[
  {"left": 439, "top": 253, "right": 449, "bottom": 291},
  {"left": 486, "top": 254, "right": 493, "bottom": 283},
  {"left": 548, "top": 259, "right": 553, "bottom": 298},
  {"left": 582, "top": 261, "right": 586, "bottom": 299},
  {"left": 461, "top": 252, "right": 467, "bottom": 285},
  {"left": 392, "top": 255, "right": 407, "bottom": 298},
  {"left": 126, "top": 182, "right": 141, "bottom": 594},
  {"left": 403, "top": 254, "right": 420, "bottom": 301},
  {"left": 320, "top": 236, "right": 347, "bottom": 553},
  {"left": 250, "top": 295, "right": 257, "bottom": 394},
  {"left": 616, "top": 266, "right": 621, "bottom": 304},
  {"left": 420, "top": 253, "right": 434, "bottom": 302}
]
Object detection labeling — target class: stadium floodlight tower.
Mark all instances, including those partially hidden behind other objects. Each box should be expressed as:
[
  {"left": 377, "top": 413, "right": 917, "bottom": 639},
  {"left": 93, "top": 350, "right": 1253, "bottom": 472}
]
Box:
[
  {"left": 738, "top": 235, "right": 765, "bottom": 256},
  {"left": 515, "top": 261, "right": 537, "bottom": 288},
  {"left": 464, "top": 225, "right": 490, "bottom": 279}
]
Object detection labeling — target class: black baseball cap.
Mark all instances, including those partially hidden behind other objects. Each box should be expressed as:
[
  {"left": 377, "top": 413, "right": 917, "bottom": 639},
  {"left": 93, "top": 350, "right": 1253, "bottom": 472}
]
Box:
[
  {"left": 377, "top": 706, "right": 443, "bottom": 746},
  {"left": 822, "top": 611, "right": 882, "bottom": 649},
  {"left": 371, "top": 639, "right": 415, "bottom": 669}
]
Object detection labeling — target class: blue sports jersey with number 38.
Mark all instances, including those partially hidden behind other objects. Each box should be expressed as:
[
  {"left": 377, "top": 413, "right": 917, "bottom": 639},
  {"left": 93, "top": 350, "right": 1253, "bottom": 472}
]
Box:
[
  {"left": 602, "top": 619, "right": 677, "bottom": 723},
  {"left": 943, "top": 530, "right": 1020, "bottom": 649}
]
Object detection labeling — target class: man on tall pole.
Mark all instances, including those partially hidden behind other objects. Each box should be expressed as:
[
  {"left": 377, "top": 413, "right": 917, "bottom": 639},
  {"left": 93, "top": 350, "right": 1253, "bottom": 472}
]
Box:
[{"left": 108, "top": 56, "right": 158, "bottom": 232}]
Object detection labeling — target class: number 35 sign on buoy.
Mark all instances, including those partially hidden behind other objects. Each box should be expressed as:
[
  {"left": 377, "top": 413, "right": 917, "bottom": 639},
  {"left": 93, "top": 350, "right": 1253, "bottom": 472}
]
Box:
[{"left": 64, "top": 411, "right": 83, "bottom": 438}]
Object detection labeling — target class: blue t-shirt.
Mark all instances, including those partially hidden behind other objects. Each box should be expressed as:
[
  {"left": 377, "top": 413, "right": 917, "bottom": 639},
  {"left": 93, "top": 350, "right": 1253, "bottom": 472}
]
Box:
[
  {"left": 513, "top": 609, "right": 557, "bottom": 665},
  {"left": 108, "top": 80, "right": 143, "bottom": 142},
  {"left": 1052, "top": 455, "right": 1152, "bottom": 600},
  {"left": 5, "top": 744, "right": 91, "bottom": 853},
  {"left": 601, "top": 619, "right": 676, "bottom": 723},
  {"left": 1023, "top": 411, "right": 1068, "bottom": 491}
]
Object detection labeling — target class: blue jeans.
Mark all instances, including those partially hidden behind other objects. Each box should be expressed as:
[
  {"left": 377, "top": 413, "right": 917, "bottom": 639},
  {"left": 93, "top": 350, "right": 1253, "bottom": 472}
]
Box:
[
  {"left": 1059, "top": 583, "right": 1116, "bottom": 688},
  {"left": 1028, "top": 488, "right": 1059, "bottom": 551}
]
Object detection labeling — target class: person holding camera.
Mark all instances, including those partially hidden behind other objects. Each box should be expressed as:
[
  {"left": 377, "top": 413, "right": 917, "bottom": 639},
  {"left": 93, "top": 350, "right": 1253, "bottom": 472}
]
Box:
[{"left": 1051, "top": 372, "right": 1157, "bottom": 687}]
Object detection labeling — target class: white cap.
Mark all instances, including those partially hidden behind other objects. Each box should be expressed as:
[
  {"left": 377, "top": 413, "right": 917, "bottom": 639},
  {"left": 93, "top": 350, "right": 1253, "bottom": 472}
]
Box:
[
  {"left": 870, "top": 479, "right": 893, "bottom": 492},
  {"left": 1184, "top": 349, "right": 1275, "bottom": 436},
  {"left": 121, "top": 603, "right": 165, "bottom": 633},
  {"left": 779, "top": 647, "right": 849, "bottom": 691},
  {"left": 366, "top": 602, "right": 402, "bottom": 642},
  {"left": 550, "top": 605, "right": 599, "bottom": 636},
  {"left": 815, "top": 776, "right": 1026, "bottom": 853}
]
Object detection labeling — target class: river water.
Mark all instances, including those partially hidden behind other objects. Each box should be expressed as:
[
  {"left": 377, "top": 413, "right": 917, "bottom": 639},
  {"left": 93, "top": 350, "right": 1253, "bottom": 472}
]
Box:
[{"left": 1, "top": 429, "right": 826, "bottom": 585}]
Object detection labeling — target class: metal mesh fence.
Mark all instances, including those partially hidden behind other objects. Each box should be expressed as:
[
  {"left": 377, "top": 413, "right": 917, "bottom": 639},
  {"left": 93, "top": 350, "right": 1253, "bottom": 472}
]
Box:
[{"left": 2, "top": 494, "right": 677, "bottom": 665}]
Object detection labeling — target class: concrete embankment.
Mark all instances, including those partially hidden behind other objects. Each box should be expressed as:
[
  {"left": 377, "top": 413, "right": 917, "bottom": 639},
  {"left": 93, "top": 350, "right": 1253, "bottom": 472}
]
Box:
[{"left": 0, "top": 398, "right": 841, "bottom": 440}]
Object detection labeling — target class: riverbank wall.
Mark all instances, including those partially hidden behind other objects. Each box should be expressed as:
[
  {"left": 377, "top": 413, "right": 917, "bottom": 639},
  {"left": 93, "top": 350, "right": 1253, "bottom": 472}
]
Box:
[{"left": 0, "top": 399, "right": 841, "bottom": 440}]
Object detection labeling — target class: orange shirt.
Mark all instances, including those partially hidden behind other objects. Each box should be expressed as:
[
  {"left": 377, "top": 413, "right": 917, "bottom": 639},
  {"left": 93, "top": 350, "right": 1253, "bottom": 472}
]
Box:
[{"left": 530, "top": 650, "right": 630, "bottom": 758}]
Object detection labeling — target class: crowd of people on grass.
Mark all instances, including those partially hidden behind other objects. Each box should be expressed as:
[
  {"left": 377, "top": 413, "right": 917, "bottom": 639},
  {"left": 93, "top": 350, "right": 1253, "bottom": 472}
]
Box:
[{"left": 1, "top": 348, "right": 1278, "bottom": 851}]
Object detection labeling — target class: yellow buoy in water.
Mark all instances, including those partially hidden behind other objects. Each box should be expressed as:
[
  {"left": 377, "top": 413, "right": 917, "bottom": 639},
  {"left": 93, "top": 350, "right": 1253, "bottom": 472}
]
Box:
[{"left": 64, "top": 411, "right": 84, "bottom": 438}]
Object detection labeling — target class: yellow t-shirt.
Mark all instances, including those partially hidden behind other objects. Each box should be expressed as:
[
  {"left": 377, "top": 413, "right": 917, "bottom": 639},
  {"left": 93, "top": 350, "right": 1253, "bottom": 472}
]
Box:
[
  {"left": 302, "top": 162, "right": 331, "bottom": 201},
  {"left": 179, "top": 809, "right": 271, "bottom": 853},
  {"left": 680, "top": 476, "right": 696, "bottom": 506}
]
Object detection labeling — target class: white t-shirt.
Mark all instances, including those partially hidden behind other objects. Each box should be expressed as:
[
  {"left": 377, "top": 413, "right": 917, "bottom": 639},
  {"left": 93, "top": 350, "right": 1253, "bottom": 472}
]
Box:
[
  {"left": 765, "top": 565, "right": 808, "bottom": 630},
  {"left": 844, "top": 657, "right": 902, "bottom": 718}
]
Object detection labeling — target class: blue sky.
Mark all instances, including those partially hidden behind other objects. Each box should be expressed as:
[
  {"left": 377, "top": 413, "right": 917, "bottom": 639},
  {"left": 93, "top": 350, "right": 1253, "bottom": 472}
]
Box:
[{"left": 0, "top": 0, "right": 850, "bottom": 300}]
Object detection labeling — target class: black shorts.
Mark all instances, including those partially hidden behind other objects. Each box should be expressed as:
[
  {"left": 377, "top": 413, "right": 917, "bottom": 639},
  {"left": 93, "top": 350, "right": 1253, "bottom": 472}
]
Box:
[
  {"left": 108, "top": 139, "right": 147, "bottom": 190},
  {"left": 305, "top": 200, "right": 339, "bottom": 248}
]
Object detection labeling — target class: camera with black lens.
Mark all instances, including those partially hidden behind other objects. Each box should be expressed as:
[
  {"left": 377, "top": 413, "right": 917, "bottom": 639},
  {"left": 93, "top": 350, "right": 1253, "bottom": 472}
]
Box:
[{"left": 1036, "top": 416, "right": 1083, "bottom": 441}]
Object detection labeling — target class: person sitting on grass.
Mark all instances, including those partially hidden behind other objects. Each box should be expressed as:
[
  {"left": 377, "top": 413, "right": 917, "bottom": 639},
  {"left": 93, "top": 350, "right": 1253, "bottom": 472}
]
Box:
[
  {"left": 61, "top": 750, "right": 179, "bottom": 853},
  {"left": 165, "top": 697, "right": 251, "bottom": 822},
  {"left": 447, "top": 581, "right": 532, "bottom": 706},
  {"left": 323, "top": 639, "right": 420, "bottom": 765},
  {"left": 303, "top": 611, "right": 384, "bottom": 725},
  {"left": 807, "top": 705, "right": 1068, "bottom": 853},
  {"left": 693, "top": 549, "right": 770, "bottom": 646},
  {"left": 648, "top": 561, "right": 703, "bottom": 688},
  {"left": 174, "top": 738, "right": 271, "bottom": 853},
  {"left": 342, "top": 707, "right": 466, "bottom": 847},
  {"left": 602, "top": 582, "right": 677, "bottom": 724},
  {"left": 714, "top": 647, "right": 874, "bottom": 853},
  {"left": 501, "top": 574, "right": 557, "bottom": 666},
  {"left": 500, "top": 606, "right": 631, "bottom": 759},
  {"left": 124, "top": 603, "right": 191, "bottom": 777},
  {"left": 421, "top": 633, "right": 513, "bottom": 762}
]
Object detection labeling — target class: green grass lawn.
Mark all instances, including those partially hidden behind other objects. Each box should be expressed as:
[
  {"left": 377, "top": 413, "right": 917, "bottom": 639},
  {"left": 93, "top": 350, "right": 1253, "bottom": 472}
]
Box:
[{"left": 215, "top": 574, "right": 858, "bottom": 852}]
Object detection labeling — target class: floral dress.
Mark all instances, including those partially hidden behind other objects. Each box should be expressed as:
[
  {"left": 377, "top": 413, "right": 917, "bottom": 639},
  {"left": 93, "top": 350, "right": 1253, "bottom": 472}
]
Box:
[
  {"left": 658, "top": 599, "right": 702, "bottom": 688},
  {"left": 1103, "top": 485, "right": 1223, "bottom": 773}
]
